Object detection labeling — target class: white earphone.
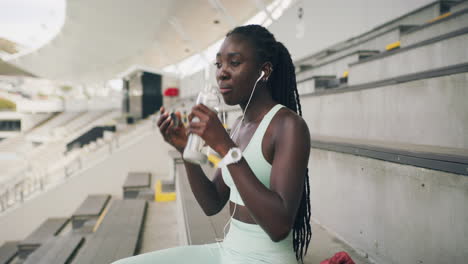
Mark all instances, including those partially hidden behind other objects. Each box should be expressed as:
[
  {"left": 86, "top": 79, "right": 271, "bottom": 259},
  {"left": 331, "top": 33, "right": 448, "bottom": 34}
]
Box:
[
  {"left": 216, "top": 69, "right": 266, "bottom": 246},
  {"left": 259, "top": 70, "right": 265, "bottom": 81},
  {"left": 230, "top": 70, "right": 266, "bottom": 139}
]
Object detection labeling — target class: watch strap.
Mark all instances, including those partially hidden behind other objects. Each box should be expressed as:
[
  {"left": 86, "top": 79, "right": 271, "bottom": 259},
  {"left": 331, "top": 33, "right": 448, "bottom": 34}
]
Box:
[{"left": 218, "top": 147, "right": 242, "bottom": 167}]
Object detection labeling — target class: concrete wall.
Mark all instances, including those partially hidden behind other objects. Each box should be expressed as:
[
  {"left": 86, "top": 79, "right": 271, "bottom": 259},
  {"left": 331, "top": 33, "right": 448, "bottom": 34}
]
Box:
[
  {"left": 0, "top": 126, "right": 173, "bottom": 245},
  {"left": 269, "top": 0, "right": 436, "bottom": 61},
  {"left": 298, "top": 26, "right": 401, "bottom": 68},
  {"left": 349, "top": 34, "right": 468, "bottom": 85},
  {"left": 309, "top": 148, "right": 468, "bottom": 264},
  {"left": 178, "top": 0, "right": 437, "bottom": 101},
  {"left": 452, "top": 0, "right": 468, "bottom": 13},
  {"left": 301, "top": 73, "right": 468, "bottom": 149},
  {"left": 298, "top": 53, "right": 361, "bottom": 82},
  {"left": 401, "top": 11, "right": 468, "bottom": 46}
]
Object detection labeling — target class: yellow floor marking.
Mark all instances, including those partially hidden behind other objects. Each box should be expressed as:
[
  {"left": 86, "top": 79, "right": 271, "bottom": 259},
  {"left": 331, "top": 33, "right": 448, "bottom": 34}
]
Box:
[{"left": 155, "top": 180, "right": 176, "bottom": 202}]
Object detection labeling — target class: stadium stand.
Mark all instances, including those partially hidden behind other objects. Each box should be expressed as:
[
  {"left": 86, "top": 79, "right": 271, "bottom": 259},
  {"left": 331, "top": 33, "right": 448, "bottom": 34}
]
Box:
[
  {"left": 71, "top": 194, "right": 111, "bottom": 231},
  {"left": 296, "top": 50, "right": 380, "bottom": 93},
  {"left": 401, "top": 8, "right": 468, "bottom": 46},
  {"left": 66, "top": 125, "right": 116, "bottom": 152},
  {"left": 26, "top": 112, "right": 83, "bottom": 143},
  {"left": 122, "top": 172, "right": 152, "bottom": 200},
  {"left": 17, "top": 218, "right": 69, "bottom": 260},
  {"left": 0, "top": 192, "right": 146, "bottom": 263},
  {"left": 0, "top": 241, "right": 18, "bottom": 264},
  {"left": 71, "top": 199, "right": 147, "bottom": 264},
  {"left": 348, "top": 27, "right": 468, "bottom": 85},
  {"left": 23, "top": 235, "right": 84, "bottom": 264},
  {"left": 1, "top": 1, "right": 467, "bottom": 264},
  {"left": 290, "top": 2, "right": 468, "bottom": 263},
  {"left": 451, "top": 0, "right": 468, "bottom": 12},
  {"left": 0, "top": 110, "right": 120, "bottom": 214}
]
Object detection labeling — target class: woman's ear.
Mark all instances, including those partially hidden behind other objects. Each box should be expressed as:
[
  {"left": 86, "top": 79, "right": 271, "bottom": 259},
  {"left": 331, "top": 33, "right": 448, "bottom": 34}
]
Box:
[{"left": 261, "top": 62, "right": 274, "bottom": 82}]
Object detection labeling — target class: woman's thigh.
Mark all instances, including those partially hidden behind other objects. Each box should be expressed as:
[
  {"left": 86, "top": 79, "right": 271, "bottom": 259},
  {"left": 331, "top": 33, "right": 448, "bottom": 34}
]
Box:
[{"left": 112, "top": 244, "right": 221, "bottom": 264}]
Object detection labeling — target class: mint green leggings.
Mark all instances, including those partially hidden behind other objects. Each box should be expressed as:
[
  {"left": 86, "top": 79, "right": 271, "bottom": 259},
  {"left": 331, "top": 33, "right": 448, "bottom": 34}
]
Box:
[{"left": 112, "top": 218, "right": 297, "bottom": 264}]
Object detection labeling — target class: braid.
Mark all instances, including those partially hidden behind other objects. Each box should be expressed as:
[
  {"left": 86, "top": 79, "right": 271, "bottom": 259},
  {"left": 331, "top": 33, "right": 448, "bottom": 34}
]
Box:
[{"left": 227, "top": 25, "right": 312, "bottom": 263}]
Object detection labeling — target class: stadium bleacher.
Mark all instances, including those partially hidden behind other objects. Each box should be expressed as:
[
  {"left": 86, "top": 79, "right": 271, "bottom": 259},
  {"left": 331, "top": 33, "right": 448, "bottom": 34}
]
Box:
[
  {"left": 71, "top": 194, "right": 111, "bottom": 231},
  {"left": 0, "top": 242, "right": 18, "bottom": 264},
  {"left": 348, "top": 27, "right": 468, "bottom": 85},
  {"left": 122, "top": 172, "right": 152, "bottom": 200},
  {"left": 1, "top": 1, "right": 467, "bottom": 264},
  {"left": 451, "top": 0, "right": 468, "bottom": 12},
  {"left": 17, "top": 218, "right": 69, "bottom": 260},
  {"left": 0, "top": 190, "right": 146, "bottom": 264},
  {"left": 402, "top": 9, "right": 468, "bottom": 46},
  {"left": 71, "top": 199, "right": 147, "bottom": 264},
  {"left": 26, "top": 112, "right": 83, "bottom": 143},
  {"left": 23, "top": 235, "right": 84, "bottom": 264},
  {"left": 0, "top": 110, "right": 121, "bottom": 214}
]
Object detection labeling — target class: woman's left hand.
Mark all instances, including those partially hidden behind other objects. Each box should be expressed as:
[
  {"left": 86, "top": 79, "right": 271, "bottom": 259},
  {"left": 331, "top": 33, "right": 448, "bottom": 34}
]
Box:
[{"left": 188, "top": 104, "right": 236, "bottom": 156}]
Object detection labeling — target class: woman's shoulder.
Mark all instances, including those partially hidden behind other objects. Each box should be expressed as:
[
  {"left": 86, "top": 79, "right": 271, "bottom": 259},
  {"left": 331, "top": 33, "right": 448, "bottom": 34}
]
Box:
[
  {"left": 275, "top": 106, "right": 308, "bottom": 128},
  {"left": 273, "top": 106, "right": 310, "bottom": 141}
]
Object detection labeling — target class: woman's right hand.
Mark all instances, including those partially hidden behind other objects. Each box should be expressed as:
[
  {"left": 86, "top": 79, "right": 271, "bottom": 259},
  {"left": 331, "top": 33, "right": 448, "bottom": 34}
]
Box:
[{"left": 158, "top": 106, "right": 188, "bottom": 153}]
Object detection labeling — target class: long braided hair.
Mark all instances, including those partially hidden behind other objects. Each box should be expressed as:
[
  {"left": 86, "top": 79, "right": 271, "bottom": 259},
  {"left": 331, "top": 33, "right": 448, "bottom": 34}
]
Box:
[{"left": 227, "top": 24, "right": 312, "bottom": 262}]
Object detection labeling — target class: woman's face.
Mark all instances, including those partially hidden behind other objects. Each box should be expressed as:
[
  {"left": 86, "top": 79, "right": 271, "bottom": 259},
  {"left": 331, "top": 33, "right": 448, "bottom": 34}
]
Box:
[{"left": 215, "top": 34, "right": 261, "bottom": 106}]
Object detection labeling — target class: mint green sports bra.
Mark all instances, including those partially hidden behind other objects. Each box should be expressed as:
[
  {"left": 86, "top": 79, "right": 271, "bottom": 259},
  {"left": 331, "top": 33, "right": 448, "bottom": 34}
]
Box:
[{"left": 221, "top": 104, "right": 284, "bottom": 206}]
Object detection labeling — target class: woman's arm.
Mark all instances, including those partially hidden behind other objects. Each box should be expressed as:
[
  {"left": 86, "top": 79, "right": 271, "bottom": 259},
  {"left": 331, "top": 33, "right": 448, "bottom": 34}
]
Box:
[
  {"left": 183, "top": 165, "right": 230, "bottom": 216},
  {"left": 158, "top": 107, "right": 230, "bottom": 216}
]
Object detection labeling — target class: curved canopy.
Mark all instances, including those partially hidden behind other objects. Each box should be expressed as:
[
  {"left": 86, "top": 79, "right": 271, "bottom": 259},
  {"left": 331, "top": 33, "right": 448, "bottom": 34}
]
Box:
[{"left": 7, "top": 0, "right": 274, "bottom": 84}]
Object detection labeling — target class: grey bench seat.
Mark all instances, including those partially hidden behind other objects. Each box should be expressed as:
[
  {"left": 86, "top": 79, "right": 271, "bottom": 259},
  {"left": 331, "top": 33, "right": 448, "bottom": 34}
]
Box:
[
  {"left": 123, "top": 172, "right": 152, "bottom": 199},
  {"left": 0, "top": 241, "right": 18, "bottom": 264},
  {"left": 71, "top": 199, "right": 147, "bottom": 264},
  {"left": 23, "top": 235, "right": 84, "bottom": 264},
  {"left": 17, "top": 218, "right": 69, "bottom": 259},
  {"left": 176, "top": 164, "right": 229, "bottom": 245},
  {"left": 72, "top": 194, "right": 111, "bottom": 231}
]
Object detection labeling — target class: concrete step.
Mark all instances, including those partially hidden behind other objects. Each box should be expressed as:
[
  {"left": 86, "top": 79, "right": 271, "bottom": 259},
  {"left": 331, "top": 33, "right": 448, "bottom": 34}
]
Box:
[
  {"left": 298, "top": 51, "right": 379, "bottom": 85},
  {"left": 348, "top": 28, "right": 468, "bottom": 85},
  {"left": 309, "top": 146, "right": 468, "bottom": 264},
  {"left": 302, "top": 72, "right": 468, "bottom": 149},
  {"left": 451, "top": 0, "right": 468, "bottom": 13},
  {"left": 401, "top": 9, "right": 468, "bottom": 46}
]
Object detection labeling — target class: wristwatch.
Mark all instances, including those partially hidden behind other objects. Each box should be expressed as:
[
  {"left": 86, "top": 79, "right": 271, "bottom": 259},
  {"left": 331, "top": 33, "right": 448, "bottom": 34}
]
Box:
[{"left": 218, "top": 147, "right": 242, "bottom": 167}]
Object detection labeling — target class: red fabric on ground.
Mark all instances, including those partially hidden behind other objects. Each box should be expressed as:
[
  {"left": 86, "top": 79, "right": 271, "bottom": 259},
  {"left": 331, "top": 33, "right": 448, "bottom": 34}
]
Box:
[{"left": 320, "top": 251, "right": 356, "bottom": 264}]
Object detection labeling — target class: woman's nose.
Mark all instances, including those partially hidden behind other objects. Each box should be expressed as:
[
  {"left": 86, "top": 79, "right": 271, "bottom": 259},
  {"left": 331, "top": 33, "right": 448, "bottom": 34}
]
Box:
[{"left": 217, "top": 69, "right": 230, "bottom": 81}]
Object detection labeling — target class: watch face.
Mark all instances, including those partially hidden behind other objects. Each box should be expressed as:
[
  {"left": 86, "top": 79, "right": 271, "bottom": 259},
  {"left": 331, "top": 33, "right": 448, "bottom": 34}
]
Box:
[{"left": 232, "top": 151, "right": 239, "bottom": 159}]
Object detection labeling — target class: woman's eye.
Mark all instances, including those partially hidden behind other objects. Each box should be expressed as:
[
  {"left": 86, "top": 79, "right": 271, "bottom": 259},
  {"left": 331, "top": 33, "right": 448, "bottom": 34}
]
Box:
[
  {"left": 231, "top": 61, "right": 240, "bottom": 66},
  {"left": 214, "top": 62, "right": 222, "bottom": 68}
]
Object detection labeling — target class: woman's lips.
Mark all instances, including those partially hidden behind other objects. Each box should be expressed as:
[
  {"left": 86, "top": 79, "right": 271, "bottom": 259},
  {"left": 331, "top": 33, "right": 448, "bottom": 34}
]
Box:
[{"left": 220, "top": 87, "right": 232, "bottom": 94}]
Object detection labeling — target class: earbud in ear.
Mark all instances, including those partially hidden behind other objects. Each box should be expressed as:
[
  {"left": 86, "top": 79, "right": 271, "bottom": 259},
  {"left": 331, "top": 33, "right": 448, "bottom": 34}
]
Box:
[
  {"left": 260, "top": 70, "right": 268, "bottom": 82},
  {"left": 255, "top": 71, "right": 265, "bottom": 83}
]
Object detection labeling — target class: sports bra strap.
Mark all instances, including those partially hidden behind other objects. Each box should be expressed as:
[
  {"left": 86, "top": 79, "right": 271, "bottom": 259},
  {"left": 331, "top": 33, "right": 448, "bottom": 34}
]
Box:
[{"left": 246, "top": 104, "right": 283, "bottom": 150}]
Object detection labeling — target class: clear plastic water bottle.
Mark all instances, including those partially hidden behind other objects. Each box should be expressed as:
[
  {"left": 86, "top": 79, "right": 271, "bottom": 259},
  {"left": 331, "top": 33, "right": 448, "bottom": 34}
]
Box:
[{"left": 183, "top": 80, "right": 221, "bottom": 165}]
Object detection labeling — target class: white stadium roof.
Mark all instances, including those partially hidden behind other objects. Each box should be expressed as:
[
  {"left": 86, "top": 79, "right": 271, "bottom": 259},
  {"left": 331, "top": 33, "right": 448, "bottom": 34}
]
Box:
[{"left": 1, "top": 0, "right": 294, "bottom": 84}]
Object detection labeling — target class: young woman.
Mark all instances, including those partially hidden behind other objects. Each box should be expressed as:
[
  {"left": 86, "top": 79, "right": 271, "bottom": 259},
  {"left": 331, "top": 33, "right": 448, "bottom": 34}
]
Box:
[{"left": 113, "top": 24, "right": 311, "bottom": 264}]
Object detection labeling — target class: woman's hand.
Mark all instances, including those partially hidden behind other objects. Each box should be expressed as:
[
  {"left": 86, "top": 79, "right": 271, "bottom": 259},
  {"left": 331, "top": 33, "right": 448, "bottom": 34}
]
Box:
[
  {"left": 157, "top": 106, "right": 188, "bottom": 153},
  {"left": 188, "top": 104, "right": 235, "bottom": 156}
]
